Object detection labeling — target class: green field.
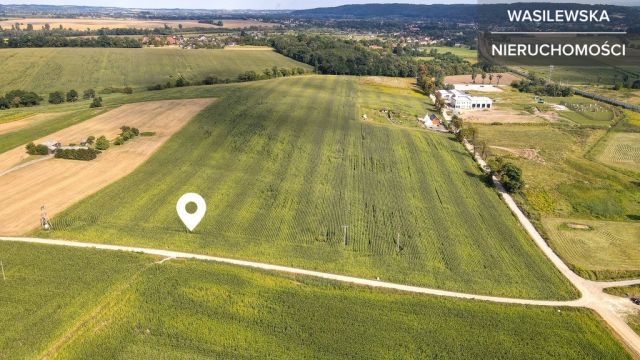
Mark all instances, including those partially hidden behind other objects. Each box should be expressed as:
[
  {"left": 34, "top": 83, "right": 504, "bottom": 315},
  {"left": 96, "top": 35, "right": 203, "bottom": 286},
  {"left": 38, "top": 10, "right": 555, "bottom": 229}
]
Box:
[
  {"left": 543, "top": 218, "right": 640, "bottom": 279},
  {"left": 594, "top": 132, "right": 640, "bottom": 174},
  {"left": 522, "top": 66, "right": 640, "bottom": 86},
  {"left": 0, "top": 48, "right": 311, "bottom": 94},
  {"left": 420, "top": 46, "right": 477, "bottom": 63},
  {"left": 0, "top": 242, "right": 629, "bottom": 359},
  {"left": 0, "top": 242, "right": 150, "bottom": 359},
  {"left": 36, "top": 76, "right": 575, "bottom": 300}
]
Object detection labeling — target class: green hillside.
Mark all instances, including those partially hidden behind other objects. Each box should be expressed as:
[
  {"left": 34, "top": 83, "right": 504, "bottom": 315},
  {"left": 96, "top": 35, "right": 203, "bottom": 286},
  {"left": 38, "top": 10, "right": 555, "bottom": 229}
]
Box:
[
  {"left": 0, "top": 242, "right": 629, "bottom": 359},
  {"left": 0, "top": 48, "right": 311, "bottom": 94},
  {"left": 40, "top": 76, "right": 575, "bottom": 300}
]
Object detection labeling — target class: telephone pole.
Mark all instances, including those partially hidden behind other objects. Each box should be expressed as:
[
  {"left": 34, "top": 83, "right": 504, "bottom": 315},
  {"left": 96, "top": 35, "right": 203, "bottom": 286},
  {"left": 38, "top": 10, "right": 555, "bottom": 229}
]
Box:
[
  {"left": 342, "top": 225, "right": 348, "bottom": 246},
  {"left": 396, "top": 233, "right": 401, "bottom": 253},
  {"left": 1, "top": 260, "right": 5, "bottom": 281}
]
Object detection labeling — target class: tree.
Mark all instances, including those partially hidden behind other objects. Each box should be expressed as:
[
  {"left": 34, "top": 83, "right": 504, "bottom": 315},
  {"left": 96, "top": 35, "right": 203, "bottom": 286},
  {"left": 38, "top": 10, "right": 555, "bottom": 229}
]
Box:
[
  {"left": 94, "top": 135, "right": 109, "bottom": 150},
  {"left": 178, "top": 24, "right": 183, "bottom": 30},
  {"left": 434, "top": 92, "right": 445, "bottom": 111},
  {"left": 451, "top": 115, "right": 464, "bottom": 133},
  {"left": 496, "top": 74, "right": 503, "bottom": 85},
  {"left": 175, "top": 76, "right": 188, "bottom": 87},
  {"left": 499, "top": 163, "right": 524, "bottom": 193},
  {"left": 83, "top": 88, "right": 96, "bottom": 99},
  {"left": 26, "top": 24, "right": 34, "bottom": 31},
  {"left": 488, "top": 73, "right": 494, "bottom": 85},
  {"left": 481, "top": 72, "right": 487, "bottom": 85},
  {"left": 48, "top": 91, "right": 65, "bottom": 104},
  {"left": 66, "top": 89, "right": 78, "bottom": 102},
  {"left": 90, "top": 97, "right": 102, "bottom": 108},
  {"left": 471, "top": 68, "right": 478, "bottom": 84}
]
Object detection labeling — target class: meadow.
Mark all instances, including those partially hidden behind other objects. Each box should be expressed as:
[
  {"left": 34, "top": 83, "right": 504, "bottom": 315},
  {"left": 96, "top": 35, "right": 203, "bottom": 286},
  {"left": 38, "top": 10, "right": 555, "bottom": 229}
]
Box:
[
  {"left": 420, "top": 46, "right": 477, "bottom": 63},
  {"left": 476, "top": 111, "right": 640, "bottom": 279},
  {"left": 543, "top": 218, "right": 640, "bottom": 279},
  {"left": 594, "top": 132, "right": 640, "bottom": 174},
  {"left": 0, "top": 47, "right": 311, "bottom": 94},
  {"left": 36, "top": 76, "right": 575, "bottom": 300},
  {"left": 0, "top": 241, "right": 629, "bottom": 359}
]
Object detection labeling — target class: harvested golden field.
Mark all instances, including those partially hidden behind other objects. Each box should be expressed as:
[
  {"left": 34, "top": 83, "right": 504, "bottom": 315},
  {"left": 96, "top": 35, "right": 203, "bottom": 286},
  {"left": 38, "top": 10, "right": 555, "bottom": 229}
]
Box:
[
  {"left": 0, "top": 112, "right": 69, "bottom": 136},
  {"left": 0, "top": 98, "right": 215, "bottom": 235},
  {"left": 0, "top": 18, "right": 276, "bottom": 30}
]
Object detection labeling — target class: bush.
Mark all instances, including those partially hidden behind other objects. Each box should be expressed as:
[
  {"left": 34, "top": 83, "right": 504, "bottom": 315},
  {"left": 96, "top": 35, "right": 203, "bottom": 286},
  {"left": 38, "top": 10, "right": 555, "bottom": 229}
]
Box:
[
  {"left": 101, "top": 87, "right": 133, "bottom": 94},
  {"left": 48, "top": 91, "right": 65, "bottom": 104},
  {"left": 499, "top": 163, "right": 524, "bottom": 193},
  {"left": 3, "top": 90, "right": 42, "bottom": 107},
  {"left": 66, "top": 89, "right": 78, "bottom": 102},
  {"left": 54, "top": 148, "right": 100, "bottom": 161},
  {"left": 140, "top": 131, "right": 156, "bottom": 136},
  {"left": 25, "top": 142, "right": 49, "bottom": 155},
  {"left": 175, "top": 76, "right": 189, "bottom": 87},
  {"left": 94, "top": 135, "right": 109, "bottom": 150},
  {"left": 203, "top": 75, "right": 220, "bottom": 85},
  {"left": 83, "top": 88, "right": 96, "bottom": 99},
  {"left": 113, "top": 137, "right": 124, "bottom": 145},
  {"left": 86, "top": 135, "right": 95, "bottom": 145},
  {"left": 90, "top": 97, "right": 103, "bottom": 108}
]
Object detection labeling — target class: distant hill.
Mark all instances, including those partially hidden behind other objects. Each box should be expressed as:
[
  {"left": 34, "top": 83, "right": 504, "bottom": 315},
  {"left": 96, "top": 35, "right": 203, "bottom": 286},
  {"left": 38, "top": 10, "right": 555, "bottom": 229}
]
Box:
[{"left": 290, "top": 3, "right": 640, "bottom": 25}]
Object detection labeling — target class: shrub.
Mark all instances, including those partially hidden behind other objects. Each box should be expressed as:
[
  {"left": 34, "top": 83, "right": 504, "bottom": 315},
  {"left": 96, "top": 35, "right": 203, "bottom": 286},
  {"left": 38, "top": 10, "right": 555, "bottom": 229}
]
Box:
[
  {"left": 54, "top": 148, "right": 100, "bottom": 161},
  {"left": 4, "top": 90, "right": 42, "bottom": 107},
  {"left": 83, "top": 88, "right": 96, "bottom": 99},
  {"left": 140, "top": 131, "right": 156, "bottom": 136},
  {"left": 499, "top": 163, "right": 524, "bottom": 193},
  {"left": 90, "top": 97, "right": 103, "bottom": 108},
  {"left": 66, "top": 89, "right": 78, "bottom": 102},
  {"left": 175, "top": 76, "right": 189, "bottom": 87},
  {"left": 203, "top": 75, "right": 220, "bottom": 85},
  {"left": 86, "top": 135, "right": 95, "bottom": 145},
  {"left": 113, "top": 137, "right": 124, "bottom": 145},
  {"left": 48, "top": 91, "right": 65, "bottom": 104},
  {"left": 25, "top": 142, "right": 49, "bottom": 155},
  {"left": 94, "top": 135, "right": 109, "bottom": 150}
]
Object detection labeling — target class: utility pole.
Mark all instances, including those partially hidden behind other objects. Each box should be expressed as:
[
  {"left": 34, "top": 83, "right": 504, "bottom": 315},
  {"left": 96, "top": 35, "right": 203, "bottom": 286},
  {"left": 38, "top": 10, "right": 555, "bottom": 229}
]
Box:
[
  {"left": 396, "top": 233, "right": 401, "bottom": 253},
  {"left": 548, "top": 65, "right": 554, "bottom": 83},
  {"left": 1, "top": 260, "right": 5, "bottom": 281},
  {"left": 342, "top": 225, "right": 348, "bottom": 246}
]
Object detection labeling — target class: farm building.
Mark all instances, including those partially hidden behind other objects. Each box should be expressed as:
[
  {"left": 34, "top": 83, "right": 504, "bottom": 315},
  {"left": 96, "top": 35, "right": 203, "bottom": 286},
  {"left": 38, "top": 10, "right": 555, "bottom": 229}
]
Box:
[
  {"left": 437, "top": 89, "right": 492, "bottom": 110},
  {"left": 40, "top": 140, "right": 61, "bottom": 154}
]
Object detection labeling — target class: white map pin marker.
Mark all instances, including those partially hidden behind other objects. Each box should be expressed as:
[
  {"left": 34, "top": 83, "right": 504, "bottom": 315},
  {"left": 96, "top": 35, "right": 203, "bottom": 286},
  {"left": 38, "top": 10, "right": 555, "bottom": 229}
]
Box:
[{"left": 176, "top": 193, "right": 206, "bottom": 232}]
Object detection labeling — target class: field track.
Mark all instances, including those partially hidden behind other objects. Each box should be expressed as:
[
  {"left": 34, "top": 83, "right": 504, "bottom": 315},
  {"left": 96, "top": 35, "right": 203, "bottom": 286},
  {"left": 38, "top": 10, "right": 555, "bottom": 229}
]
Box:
[{"left": 0, "top": 99, "right": 215, "bottom": 235}]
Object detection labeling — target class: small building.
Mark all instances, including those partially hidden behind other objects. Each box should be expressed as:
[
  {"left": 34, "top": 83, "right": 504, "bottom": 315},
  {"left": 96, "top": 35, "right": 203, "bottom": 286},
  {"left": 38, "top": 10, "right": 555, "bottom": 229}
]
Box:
[
  {"left": 438, "top": 89, "right": 492, "bottom": 110},
  {"left": 40, "top": 140, "right": 61, "bottom": 154}
]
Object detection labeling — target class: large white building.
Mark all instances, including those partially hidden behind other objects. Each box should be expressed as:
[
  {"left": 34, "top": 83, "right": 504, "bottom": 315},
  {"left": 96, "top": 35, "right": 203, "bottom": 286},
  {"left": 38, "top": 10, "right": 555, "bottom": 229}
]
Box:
[{"left": 437, "top": 89, "right": 492, "bottom": 110}]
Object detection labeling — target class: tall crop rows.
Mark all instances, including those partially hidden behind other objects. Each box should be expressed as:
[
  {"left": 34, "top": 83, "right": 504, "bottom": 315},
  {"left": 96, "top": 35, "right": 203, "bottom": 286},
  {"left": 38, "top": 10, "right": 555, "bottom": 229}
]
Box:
[{"left": 45, "top": 76, "right": 574, "bottom": 299}]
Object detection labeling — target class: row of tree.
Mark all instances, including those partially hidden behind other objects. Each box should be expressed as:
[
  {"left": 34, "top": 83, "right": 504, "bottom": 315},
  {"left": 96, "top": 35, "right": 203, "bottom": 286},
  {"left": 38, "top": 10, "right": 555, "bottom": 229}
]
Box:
[
  {"left": 511, "top": 78, "right": 574, "bottom": 97},
  {"left": 0, "top": 34, "right": 142, "bottom": 48},
  {"left": 0, "top": 90, "right": 42, "bottom": 109}
]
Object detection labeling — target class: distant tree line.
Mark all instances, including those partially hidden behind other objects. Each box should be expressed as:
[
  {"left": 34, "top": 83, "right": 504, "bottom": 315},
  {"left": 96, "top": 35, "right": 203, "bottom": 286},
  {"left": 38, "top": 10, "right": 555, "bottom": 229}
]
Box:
[
  {"left": 268, "top": 34, "right": 418, "bottom": 77},
  {"left": 0, "top": 33, "right": 141, "bottom": 48}
]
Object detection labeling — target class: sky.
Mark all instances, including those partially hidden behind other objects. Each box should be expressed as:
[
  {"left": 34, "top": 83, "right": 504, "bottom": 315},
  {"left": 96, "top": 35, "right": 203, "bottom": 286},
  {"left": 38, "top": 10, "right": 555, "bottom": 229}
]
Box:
[{"left": 1, "top": 0, "right": 638, "bottom": 10}]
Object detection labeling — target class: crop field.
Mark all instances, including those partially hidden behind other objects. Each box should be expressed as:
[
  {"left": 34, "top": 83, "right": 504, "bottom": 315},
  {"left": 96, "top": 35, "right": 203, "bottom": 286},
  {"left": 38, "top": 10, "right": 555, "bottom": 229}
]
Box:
[
  {"left": 0, "top": 241, "right": 150, "bottom": 359},
  {"left": 542, "top": 218, "right": 640, "bottom": 278},
  {"left": 0, "top": 18, "right": 277, "bottom": 30},
  {"left": 0, "top": 241, "right": 628, "bottom": 359},
  {"left": 36, "top": 76, "right": 575, "bottom": 300},
  {"left": 0, "top": 48, "right": 311, "bottom": 94},
  {"left": 577, "top": 86, "right": 640, "bottom": 107},
  {"left": 594, "top": 132, "right": 640, "bottom": 174}
]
